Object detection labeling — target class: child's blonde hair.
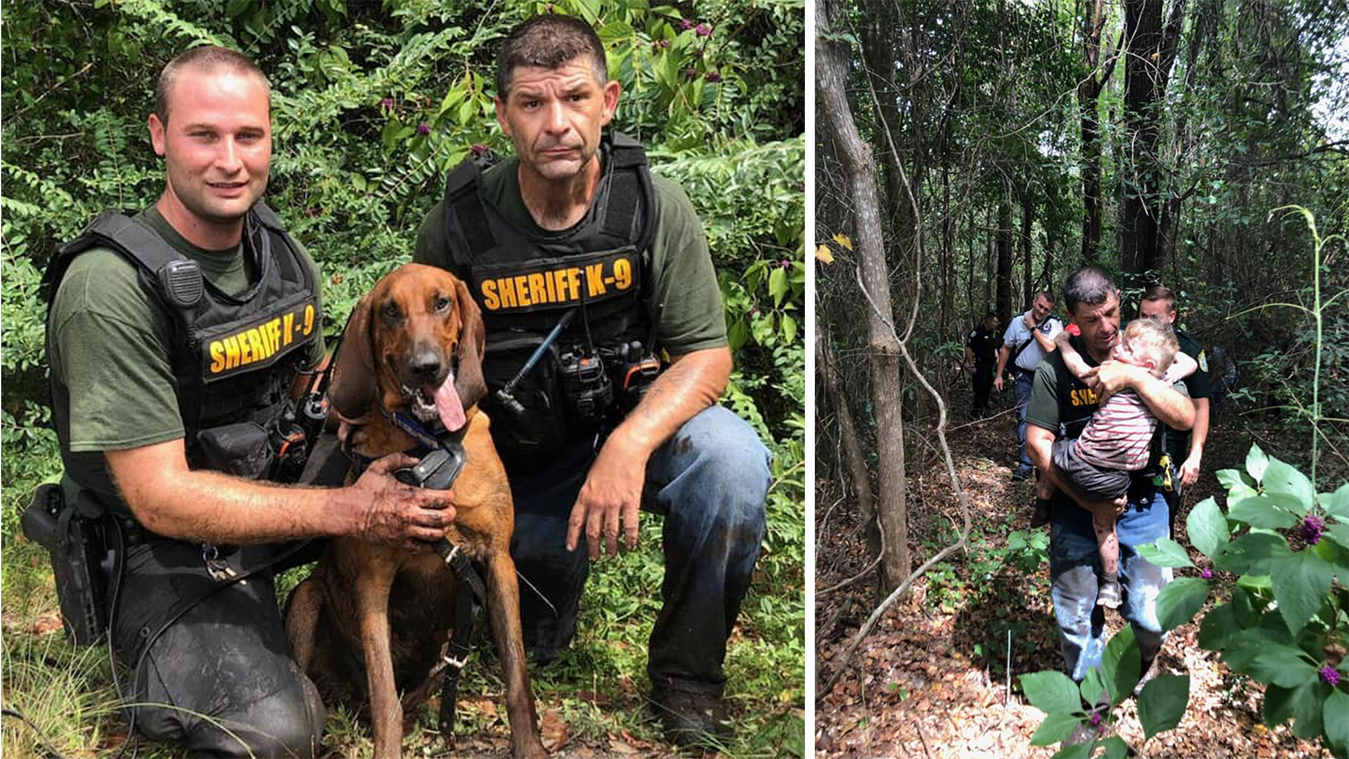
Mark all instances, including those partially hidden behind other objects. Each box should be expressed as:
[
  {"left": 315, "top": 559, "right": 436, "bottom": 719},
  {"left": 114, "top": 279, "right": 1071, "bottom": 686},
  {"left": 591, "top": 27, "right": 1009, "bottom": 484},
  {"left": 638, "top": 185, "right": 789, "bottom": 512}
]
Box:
[{"left": 1124, "top": 319, "right": 1179, "bottom": 376}]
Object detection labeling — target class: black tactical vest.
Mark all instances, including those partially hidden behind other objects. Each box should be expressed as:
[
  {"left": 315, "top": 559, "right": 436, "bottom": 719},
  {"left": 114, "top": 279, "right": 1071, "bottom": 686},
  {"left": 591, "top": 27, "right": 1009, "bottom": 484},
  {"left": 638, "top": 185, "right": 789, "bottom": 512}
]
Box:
[
  {"left": 437, "top": 133, "right": 657, "bottom": 462},
  {"left": 45, "top": 203, "right": 320, "bottom": 517}
]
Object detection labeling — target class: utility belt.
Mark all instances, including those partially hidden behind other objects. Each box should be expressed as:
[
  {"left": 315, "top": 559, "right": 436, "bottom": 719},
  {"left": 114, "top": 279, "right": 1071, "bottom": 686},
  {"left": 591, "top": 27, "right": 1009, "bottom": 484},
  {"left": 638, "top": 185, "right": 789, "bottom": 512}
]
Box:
[{"left": 484, "top": 325, "right": 660, "bottom": 465}]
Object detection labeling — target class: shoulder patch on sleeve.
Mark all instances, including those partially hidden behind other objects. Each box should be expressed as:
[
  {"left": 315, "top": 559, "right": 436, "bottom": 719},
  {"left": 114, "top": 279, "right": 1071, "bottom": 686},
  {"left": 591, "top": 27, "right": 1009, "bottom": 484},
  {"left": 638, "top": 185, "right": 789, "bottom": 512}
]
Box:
[{"left": 1198, "top": 350, "right": 1208, "bottom": 373}]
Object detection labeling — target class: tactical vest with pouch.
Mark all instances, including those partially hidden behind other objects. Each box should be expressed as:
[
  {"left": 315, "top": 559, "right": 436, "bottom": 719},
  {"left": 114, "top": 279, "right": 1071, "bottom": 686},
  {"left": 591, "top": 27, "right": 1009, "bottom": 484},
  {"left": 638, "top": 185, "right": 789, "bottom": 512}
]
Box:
[
  {"left": 45, "top": 203, "right": 321, "bottom": 519},
  {"left": 437, "top": 132, "right": 656, "bottom": 463}
]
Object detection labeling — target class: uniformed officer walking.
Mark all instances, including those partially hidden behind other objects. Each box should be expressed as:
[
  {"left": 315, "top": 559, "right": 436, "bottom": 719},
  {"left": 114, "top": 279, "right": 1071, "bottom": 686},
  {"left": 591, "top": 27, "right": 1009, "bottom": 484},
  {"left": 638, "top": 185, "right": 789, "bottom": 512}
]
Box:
[
  {"left": 1138, "top": 284, "right": 1210, "bottom": 532},
  {"left": 965, "top": 311, "right": 1001, "bottom": 418},
  {"left": 994, "top": 291, "right": 1064, "bottom": 480}
]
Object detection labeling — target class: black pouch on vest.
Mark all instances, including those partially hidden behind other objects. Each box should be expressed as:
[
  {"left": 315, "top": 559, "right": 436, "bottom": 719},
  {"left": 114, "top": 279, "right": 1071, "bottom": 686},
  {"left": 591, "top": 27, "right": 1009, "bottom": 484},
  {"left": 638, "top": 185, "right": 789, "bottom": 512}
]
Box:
[
  {"left": 482, "top": 335, "right": 574, "bottom": 464},
  {"left": 196, "top": 421, "right": 275, "bottom": 479},
  {"left": 21, "top": 483, "right": 108, "bottom": 645}
]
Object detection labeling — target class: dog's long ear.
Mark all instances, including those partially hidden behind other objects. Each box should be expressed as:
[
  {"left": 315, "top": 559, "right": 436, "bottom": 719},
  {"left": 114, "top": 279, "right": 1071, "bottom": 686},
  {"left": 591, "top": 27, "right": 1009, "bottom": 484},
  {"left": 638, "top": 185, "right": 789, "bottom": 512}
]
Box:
[
  {"left": 453, "top": 277, "right": 488, "bottom": 411},
  {"left": 329, "top": 292, "right": 377, "bottom": 419}
]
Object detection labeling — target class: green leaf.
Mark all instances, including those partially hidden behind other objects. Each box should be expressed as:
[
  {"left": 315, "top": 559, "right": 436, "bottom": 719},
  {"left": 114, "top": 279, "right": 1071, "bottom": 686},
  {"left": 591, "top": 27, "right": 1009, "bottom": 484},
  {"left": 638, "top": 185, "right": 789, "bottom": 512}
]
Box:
[
  {"left": 1155, "top": 577, "right": 1208, "bottom": 631},
  {"left": 1100, "top": 736, "right": 1130, "bottom": 759},
  {"left": 226, "top": 0, "right": 252, "bottom": 17},
  {"left": 1100, "top": 626, "right": 1139, "bottom": 705},
  {"left": 1325, "top": 483, "right": 1349, "bottom": 521},
  {"left": 1051, "top": 741, "right": 1095, "bottom": 759},
  {"left": 1216, "top": 468, "right": 1249, "bottom": 490},
  {"left": 1136, "top": 538, "right": 1194, "bottom": 568},
  {"left": 1020, "top": 671, "right": 1084, "bottom": 715},
  {"left": 1214, "top": 531, "right": 1290, "bottom": 575},
  {"left": 1031, "top": 713, "right": 1082, "bottom": 746},
  {"left": 727, "top": 318, "right": 748, "bottom": 351},
  {"left": 1222, "top": 628, "right": 1291, "bottom": 673},
  {"left": 1137, "top": 674, "right": 1189, "bottom": 739},
  {"left": 1247, "top": 643, "right": 1319, "bottom": 688},
  {"left": 781, "top": 313, "right": 798, "bottom": 343},
  {"left": 1228, "top": 483, "right": 1260, "bottom": 505},
  {"left": 1269, "top": 549, "right": 1334, "bottom": 634},
  {"left": 1246, "top": 443, "right": 1269, "bottom": 482},
  {"left": 1264, "top": 457, "right": 1314, "bottom": 513},
  {"left": 1198, "top": 602, "right": 1239, "bottom": 650},
  {"left": 1080, "top": 666, "right": 1108, "bottom": 708},
  {"left": 1228, "top": 496, "right": 1298, "bottom": 529},
  {"left": 769, "top": 266, "right": 787, "bottom": 307},
  {"left": 1185, "top": 497, "right": 1230, "bottom": 559},
  {"left": 1325, "top": 690, "right": 1349, "bottom": 753}
]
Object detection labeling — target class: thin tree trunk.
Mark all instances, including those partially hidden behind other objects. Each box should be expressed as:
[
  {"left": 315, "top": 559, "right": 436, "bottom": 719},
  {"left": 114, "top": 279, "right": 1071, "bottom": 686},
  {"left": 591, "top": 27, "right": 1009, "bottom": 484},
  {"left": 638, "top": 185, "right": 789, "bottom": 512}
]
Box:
[
  {"left": 816, "top": 317, "right": 878, "bottom": 563},
  {"left": 996, "top": 196, "right": 1014, "bottom": 325},
  {"left": 1020, "top": 196, "right": 1034, "bottom": 310},
  {"left": 1078, "top": 0, "right": 1119, "bottom": 263},
  {"left": 818, "top": 0, "right": 911, "bottom": 587}
]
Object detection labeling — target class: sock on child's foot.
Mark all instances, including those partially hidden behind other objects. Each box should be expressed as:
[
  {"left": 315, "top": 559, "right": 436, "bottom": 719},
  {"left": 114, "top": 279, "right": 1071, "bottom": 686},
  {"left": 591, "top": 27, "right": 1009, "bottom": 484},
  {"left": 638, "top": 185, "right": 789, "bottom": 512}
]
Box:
[
  {"left": 1030, "top": 498, "right": 1052, "bottom": 528},
  {"left": 1097, "top": 574, "right": 1122, "bottom": 609}
]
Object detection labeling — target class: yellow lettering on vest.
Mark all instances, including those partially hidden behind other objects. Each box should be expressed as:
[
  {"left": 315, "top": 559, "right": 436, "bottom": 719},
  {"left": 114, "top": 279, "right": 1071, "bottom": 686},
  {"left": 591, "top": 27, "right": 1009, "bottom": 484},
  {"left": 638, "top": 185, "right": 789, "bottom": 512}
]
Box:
[
  {"left": 269, "top": 318, "right": 283, "bottom": 356},
  {"left": 282, "top": 313, "right": 295, "bottom": 346},
  {"left": 514, "top": 275, "right": 532, "bottom": 307},
  {"left": 614, "top": 257, "right": 633, "bottom": 290},
  {"left": 482, "top": 280, "right": 500, "bottom": 310},
  {"left": 499, "top": 278, "right": 518, "bottom": 308},
  {"left": 209, "top": 341, "right": 226, "bottom": 373},
  {"left": 545, "top": 270, "right": 559, "bottom": 303},
  {"left": 302, "top": 304, "right": 315, "bottom": 336},
  {"left": 224, "top": 335, "right": 241, "bottom": 370},
  {"left": 527, "top": 272, "right": 547, "bottom": 306},
  {"left": 586, "top": 263, "right": 606, "bottom": 297},
  {"left": 564, "top": 268, "right": 581, "bottom": 301}
]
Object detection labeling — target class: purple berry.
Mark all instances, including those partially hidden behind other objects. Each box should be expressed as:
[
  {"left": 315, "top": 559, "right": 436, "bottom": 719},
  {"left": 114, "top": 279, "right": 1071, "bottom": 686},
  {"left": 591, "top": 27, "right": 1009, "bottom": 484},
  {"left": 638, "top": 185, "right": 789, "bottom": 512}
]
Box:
[
  {"left": 696, "top": 23, "right": 712, "bottom": 36},
  {"left": 1201, "top": 568, "right": 1213, "bottom": 579},
  {"left": 1323, "top": 666, "right": 1341, "bottom": 686},
  {"left": 1090, "top": 711, "right": 1102, "bottom": 727},
  {"left": 380, "top": 97, "right": 394, "bottom": 109},
  {"left": 685, "top": 68, "right": 698, "bottom": 79},
  {"left": 417, "top": 123, "right": 431, "bottom": 136},
  {"left": 679, "top": 19, "right": 693, "bottom": 30},
  {"left": 1300, "top": 514, "right": 1325, "bottom": 545},
  {"left": 470, "top": 143, "right": 489, "bottom": 157},
  {"left": 704, "top": 71, "right": 722, "bottom": 83}
]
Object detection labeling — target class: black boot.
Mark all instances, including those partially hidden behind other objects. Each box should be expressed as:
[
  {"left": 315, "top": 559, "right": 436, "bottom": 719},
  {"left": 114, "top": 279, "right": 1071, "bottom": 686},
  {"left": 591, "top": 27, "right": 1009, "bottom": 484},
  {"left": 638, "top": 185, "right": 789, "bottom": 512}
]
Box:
[{"left": 649, "top": 688, "right": 732, "bottom": 748}]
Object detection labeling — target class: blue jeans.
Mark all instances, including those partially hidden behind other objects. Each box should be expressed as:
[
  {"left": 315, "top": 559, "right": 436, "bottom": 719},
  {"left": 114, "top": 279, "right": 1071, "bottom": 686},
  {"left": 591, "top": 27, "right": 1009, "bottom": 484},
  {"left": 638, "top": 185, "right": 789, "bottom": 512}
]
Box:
[
  {"left": 1048, "top": 485, "right": 1171, "bottom": 682},
  {"left": 507, "top": 405, "right": 770, "bottom": 695},
  {"left": 1014, "top": 372, "right": 1035, "bottom": 475}
]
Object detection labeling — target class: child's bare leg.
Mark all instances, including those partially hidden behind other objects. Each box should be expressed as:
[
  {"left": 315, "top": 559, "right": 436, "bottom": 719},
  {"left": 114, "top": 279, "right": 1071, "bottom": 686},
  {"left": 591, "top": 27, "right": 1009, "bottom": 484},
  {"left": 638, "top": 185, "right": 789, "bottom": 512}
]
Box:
[{"left": 1091, "top": 504, "right": 1123, "bottom": 608}]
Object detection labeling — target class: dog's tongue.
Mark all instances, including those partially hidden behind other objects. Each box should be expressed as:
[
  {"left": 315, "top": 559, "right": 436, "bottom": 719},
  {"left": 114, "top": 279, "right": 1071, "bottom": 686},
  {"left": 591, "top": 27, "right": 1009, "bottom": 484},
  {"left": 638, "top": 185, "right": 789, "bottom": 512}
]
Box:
[{"left": 433, "top": 376, "right": 466, "bottom": 432}]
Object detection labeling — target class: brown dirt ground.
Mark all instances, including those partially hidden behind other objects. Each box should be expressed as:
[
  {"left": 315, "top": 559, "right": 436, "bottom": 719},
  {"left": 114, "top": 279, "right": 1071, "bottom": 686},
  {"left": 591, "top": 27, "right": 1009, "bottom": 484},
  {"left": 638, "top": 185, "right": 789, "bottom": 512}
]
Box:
[{"left": 814, "top": 398, "right": 1331, "bottom": 759}]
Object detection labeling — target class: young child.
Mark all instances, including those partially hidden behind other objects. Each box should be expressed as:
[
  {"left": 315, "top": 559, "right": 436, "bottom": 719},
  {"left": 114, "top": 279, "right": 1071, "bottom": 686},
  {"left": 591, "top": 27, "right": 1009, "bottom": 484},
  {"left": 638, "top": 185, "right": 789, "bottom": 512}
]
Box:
[{"left": 1034, "top": 319, "right": 1195, "bottom": 608}]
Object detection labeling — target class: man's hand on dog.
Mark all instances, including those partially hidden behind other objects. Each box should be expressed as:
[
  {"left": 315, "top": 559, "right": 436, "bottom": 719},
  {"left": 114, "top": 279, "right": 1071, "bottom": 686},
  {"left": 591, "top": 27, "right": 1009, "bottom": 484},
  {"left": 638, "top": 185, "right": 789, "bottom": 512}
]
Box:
[
  {"left": 567, "top": 435, "right": 646, "bottom": 559},
  {"left": 351, "top": 454, "right": 456, "bottom": 548}
]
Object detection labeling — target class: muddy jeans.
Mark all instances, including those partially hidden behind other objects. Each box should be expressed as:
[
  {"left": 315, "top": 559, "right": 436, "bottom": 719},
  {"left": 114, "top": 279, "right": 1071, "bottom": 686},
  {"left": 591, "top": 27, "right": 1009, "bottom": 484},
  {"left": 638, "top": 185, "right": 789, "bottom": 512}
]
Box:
[
  {"left": 1047, "top": 482, "right": 1171, "bottom": 682},
  {"left": 507, "top": 404, "right": 770, "bottom": 696}
]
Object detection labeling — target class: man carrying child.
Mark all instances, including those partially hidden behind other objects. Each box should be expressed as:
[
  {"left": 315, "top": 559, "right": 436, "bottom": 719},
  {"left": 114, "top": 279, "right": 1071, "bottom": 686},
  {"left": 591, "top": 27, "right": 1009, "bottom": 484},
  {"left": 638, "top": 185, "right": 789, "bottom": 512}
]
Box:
[{"left": 1023, "top": 267, "right": 1195, "bottom": 722}]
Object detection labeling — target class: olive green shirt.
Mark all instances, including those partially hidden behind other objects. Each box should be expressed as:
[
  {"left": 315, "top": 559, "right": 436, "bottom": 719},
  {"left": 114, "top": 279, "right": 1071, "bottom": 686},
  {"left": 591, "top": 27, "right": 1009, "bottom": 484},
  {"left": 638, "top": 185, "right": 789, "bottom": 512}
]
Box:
[
  {"left": 413, "top": 155, "right": 728, "bottom": 354},
  {"left": 48, "top": 205, "right": 325, "bottom": 453}
]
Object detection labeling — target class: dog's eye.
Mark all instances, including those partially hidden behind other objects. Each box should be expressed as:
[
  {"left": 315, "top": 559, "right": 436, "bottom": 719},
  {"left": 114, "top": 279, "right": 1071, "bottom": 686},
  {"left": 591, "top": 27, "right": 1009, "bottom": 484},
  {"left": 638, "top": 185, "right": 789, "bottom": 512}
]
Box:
[
  {"left": 382, "top": 302, "right": 401, "bottom": 321},
  {"left": 435, "top": 296, "right": 451, "bottom": 312}
]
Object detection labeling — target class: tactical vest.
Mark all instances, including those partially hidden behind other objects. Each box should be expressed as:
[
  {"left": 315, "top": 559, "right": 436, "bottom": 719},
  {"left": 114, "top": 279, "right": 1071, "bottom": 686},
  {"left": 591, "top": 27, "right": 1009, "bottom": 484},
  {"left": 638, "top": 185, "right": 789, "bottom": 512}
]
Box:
[
  {"left": 437, "top": 133, "right": 657, "bottom": 462},
  {"left": 45, "top": 203, "right": 320, "bottom": 518}
]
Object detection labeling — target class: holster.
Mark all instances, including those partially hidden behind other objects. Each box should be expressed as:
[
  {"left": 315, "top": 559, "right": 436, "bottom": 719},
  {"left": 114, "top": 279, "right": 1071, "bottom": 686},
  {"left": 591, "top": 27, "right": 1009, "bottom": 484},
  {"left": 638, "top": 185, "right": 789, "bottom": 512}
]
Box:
[{"left": 20, "top": 483, "right": 108, "bottom": 645}]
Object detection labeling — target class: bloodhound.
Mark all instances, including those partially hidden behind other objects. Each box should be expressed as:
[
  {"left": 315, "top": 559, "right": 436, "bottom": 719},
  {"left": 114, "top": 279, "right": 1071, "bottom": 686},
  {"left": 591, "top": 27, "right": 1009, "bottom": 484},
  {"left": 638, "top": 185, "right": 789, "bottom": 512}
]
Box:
[{"left": 284, "top": 263, "right": 546, "bottom": 759}]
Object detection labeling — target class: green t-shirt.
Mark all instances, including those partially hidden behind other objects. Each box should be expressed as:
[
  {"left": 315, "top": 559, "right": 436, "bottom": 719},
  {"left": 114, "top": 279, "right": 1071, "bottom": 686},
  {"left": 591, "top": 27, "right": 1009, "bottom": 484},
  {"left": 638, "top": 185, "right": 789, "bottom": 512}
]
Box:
[
  {"left": 49, "top": 205, "right": 325, "bottom": 454},
  {"left": 414, "top": 154, "right": 728, "bottom": 355},
  {"left": 1026, "top": 334, "right": 1189, "bottom": 438}
]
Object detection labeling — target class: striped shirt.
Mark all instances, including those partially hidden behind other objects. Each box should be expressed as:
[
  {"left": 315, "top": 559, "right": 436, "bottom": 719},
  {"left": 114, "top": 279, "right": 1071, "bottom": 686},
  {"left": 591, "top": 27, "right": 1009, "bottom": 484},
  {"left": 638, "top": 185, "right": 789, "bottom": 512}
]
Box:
[{"left": 1074, "top": 390, "right": 1157, "bottom": 471}]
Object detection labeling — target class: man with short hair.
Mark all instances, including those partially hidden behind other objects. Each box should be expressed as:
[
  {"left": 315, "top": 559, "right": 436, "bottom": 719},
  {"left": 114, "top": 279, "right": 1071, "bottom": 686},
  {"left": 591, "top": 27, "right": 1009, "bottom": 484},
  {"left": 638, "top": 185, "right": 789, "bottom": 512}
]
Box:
[
  {"left": 45, "top": 47, "right": 453, "bottom": 757},
  {"left": 414, "top": 14, "right": 771, "bottom": 747},
  {"left": 1024, "top": 267, "right": 1195, "bottom": 741},
  {"left": 965, "top": 311, "right": 1000, "bottom": 418},
  {"left": 1138, "top": 284, "right": 1211, "bottom": 531},
  {"left": 994, "top": 291, "right": 1063, "bottom": 480}
]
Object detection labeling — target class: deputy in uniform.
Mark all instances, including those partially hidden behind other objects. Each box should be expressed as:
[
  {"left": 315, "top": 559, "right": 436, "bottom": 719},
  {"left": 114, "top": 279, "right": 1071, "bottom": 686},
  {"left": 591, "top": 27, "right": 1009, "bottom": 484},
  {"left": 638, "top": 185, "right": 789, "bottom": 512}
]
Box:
[
  {"left": 995, "top": 291, "right": 1064, "bottom": 480},
  {"left": 413, "top": 15, "right": 771, "bottom": 747},
  {"left": 1024, "top": 266, "right": 1195, "bottom": 745},
  {"left": 1138, "top": 284, "right": 1210, "bottom": 533},
  {"left": 44, "top": 47, "right": 452, "bottom": 757},
  {"left": 965, "top": 311, "right": 1001, "bottom": 418}
]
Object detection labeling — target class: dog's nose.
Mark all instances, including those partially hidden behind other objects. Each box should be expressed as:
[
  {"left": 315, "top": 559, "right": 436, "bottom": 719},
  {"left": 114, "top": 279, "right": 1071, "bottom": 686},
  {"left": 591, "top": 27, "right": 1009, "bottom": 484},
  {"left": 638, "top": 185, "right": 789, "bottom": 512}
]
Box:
[{"left": 409, "top": 349, "right": 442, "bottom": 379}]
